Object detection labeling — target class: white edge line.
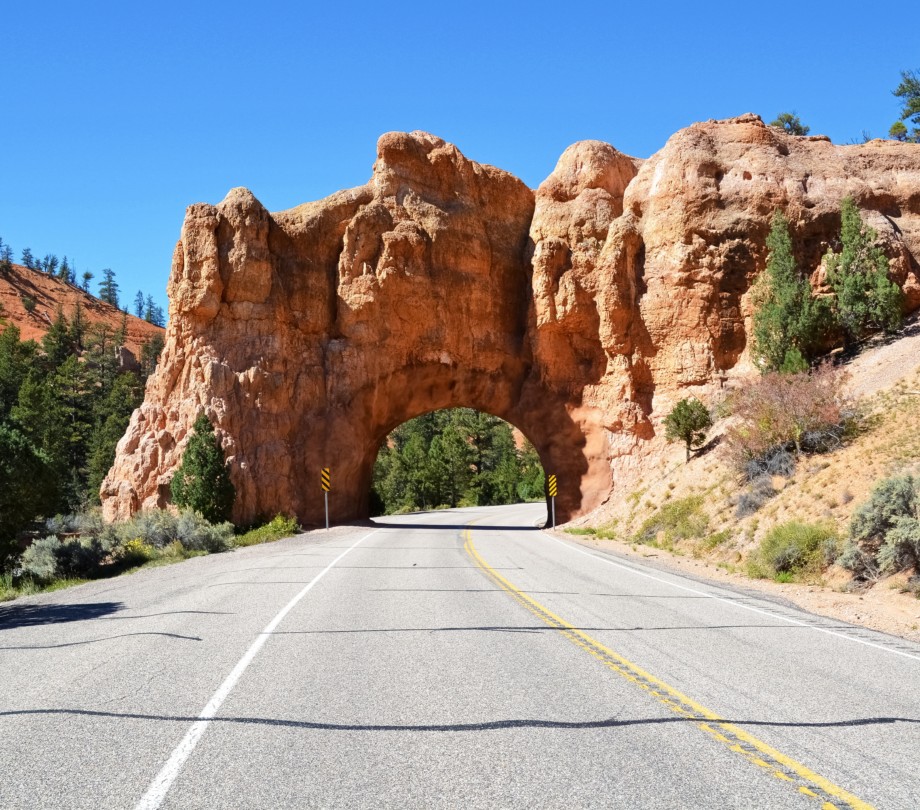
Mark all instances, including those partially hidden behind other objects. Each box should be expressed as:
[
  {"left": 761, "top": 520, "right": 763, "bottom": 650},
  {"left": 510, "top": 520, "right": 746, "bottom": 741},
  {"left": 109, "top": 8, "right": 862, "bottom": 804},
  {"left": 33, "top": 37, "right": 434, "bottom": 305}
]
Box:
[
  {"left": 541, "top": 531, "right": 920, "bottom": 664},
  {"left": 134, "top": 528, "right": 380, "bottom": 810}
]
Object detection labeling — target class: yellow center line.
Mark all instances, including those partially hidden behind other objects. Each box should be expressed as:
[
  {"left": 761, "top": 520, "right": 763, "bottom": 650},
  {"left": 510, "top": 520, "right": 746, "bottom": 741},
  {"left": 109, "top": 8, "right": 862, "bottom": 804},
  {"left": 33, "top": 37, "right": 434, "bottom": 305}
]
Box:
[{"left": 463, "top": 527, "right": 874, "bottom": 810}]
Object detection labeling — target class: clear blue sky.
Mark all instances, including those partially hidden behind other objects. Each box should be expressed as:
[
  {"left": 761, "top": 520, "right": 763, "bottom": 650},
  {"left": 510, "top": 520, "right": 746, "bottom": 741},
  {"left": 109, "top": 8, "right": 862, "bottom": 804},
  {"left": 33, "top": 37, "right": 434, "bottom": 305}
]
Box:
[{"left": 2, "top": 0, "right": 916, "bottom": 315}]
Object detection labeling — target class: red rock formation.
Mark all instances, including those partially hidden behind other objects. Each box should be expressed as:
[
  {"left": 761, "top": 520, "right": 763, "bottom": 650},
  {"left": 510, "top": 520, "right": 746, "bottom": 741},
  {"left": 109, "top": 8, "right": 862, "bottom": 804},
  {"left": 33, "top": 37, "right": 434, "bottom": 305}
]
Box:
[{"left": 101, "top": 117, "right": 920, "bottom": 525}]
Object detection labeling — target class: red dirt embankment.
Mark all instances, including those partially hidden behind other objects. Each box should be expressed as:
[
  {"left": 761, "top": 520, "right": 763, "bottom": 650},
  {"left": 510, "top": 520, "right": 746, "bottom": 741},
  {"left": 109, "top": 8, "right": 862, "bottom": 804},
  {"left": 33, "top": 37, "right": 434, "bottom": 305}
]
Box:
[{"left": 0, "top": 263, "right": 163, "bottom": 356}]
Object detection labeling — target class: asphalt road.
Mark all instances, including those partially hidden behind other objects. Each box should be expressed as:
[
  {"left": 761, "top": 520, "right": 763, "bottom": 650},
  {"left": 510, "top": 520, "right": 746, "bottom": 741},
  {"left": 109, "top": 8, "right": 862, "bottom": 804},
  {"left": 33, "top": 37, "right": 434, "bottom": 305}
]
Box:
[{"left": 2, "top": 503, "right": 920, "bottom": 809}]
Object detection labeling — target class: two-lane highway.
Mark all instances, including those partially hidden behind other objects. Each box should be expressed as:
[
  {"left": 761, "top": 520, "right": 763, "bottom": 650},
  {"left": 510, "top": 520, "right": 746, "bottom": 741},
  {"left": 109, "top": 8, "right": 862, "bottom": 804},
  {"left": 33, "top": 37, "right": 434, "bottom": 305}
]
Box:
[{"left": 2, "top": 504, "right": 919, "bottom": 808}]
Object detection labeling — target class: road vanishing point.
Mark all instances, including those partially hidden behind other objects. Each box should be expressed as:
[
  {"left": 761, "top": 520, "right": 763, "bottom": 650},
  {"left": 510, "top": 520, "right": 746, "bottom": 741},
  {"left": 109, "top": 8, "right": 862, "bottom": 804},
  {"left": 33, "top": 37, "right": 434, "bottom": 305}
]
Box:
[{"left": 2, "top": 504, "right": 919, "bottom": 808}]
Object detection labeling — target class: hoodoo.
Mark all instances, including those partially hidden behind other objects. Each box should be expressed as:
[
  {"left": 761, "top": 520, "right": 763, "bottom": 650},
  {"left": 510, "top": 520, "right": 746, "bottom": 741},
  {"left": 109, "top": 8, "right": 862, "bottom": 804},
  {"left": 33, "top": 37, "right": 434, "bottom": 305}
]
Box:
[{"left": 101, "top": 116, "right": 920, "bottom": 525}]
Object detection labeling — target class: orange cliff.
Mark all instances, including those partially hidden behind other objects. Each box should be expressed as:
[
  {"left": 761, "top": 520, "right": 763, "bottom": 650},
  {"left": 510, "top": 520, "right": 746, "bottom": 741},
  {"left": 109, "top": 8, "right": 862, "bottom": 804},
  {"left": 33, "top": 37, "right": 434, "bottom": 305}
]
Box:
[{"left": 100, "top": 116, "right": 920, "bottom": 526}]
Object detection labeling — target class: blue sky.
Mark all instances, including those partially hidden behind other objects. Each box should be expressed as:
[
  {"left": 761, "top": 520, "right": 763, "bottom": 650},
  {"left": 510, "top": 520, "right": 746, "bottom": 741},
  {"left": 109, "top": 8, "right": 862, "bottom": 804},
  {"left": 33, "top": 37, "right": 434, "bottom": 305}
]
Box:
[{"left": 2, "top": 0, "right": 916, "bottom": 315}]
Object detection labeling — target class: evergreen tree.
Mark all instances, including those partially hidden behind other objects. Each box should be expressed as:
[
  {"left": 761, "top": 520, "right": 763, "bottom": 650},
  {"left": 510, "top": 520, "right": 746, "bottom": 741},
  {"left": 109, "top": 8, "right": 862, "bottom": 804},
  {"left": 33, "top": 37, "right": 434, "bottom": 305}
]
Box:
[
  {"left": 171, "top": 413, "right": 236, "bottom": 523},
  {"left": 0, "top": 239, "right": 12, "bottom": 274},
  {"left": 86, "top": 371, "right": 144, "bottom": 501},
  {"left": 41, "top": 307, "right": 75, "bottom": 371},
  {"left": 664, "top": 398, "right": 713, "bottom": 463},
  {"left": 69, "top": 302, "right": 86, "bottom": 351},
  {"left": 98, "top": 268, "right": 119, "bottom": 307},
  {"left": 752, "top": 211, "right": 829, "bottom": 372},
  {"left": 891, "top": 69, "right": 920, "bottom": 143},
  {"left": 20, "top": 247, "right": 34, "bottom": 269},
  {"left": 58, "top": 256, "right": 71, "bottom": 282},
  {"left": 144, "top": 294, "right": 165, "bottom": 327},
  {"left": 41, "top": 254, "right": 58, "bottom": 275},
  {"left": 134, "top": 290, "right": 145, "bottom": 318},
  {"left": 825, "top": 197, "right": 903, "bottom": 345},
  {"left": 770, "top": 112, "right": 810, "bottom": 136},
  {"left": 81, "top": 271, "right": 94, "bottom": 292},
  {"left": 140, "top": 333, "right": 165, "bottom": 376},
  {"left": 0, "top": 424, "right": 56, "bottom": 564},
  {"left": 0, "top": 325, "right": 36, "bottom": 420}
]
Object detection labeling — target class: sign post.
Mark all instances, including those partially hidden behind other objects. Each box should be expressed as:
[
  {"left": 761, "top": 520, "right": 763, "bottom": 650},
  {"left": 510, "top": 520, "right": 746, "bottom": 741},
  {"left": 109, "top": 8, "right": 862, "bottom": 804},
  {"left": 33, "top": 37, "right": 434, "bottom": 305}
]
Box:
[
  {"left": 547, "top": 474, "right": 557, "bottom": 530},
  {"left": 321, "top": 467, "right": 331, "bottom": 530}
]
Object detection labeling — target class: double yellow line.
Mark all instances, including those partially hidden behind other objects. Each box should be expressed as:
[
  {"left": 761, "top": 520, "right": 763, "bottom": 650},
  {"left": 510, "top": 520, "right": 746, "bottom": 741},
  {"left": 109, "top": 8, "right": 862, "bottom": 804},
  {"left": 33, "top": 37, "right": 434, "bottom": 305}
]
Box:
[{"left": 463, "top": 529, "right": 874, "bottom": 810}]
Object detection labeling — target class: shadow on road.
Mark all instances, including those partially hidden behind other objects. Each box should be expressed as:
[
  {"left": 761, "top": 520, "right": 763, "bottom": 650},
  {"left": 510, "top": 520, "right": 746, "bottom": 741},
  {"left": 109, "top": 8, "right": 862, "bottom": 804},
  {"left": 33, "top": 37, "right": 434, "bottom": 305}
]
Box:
[
  {"left": 0, "top": 601, "right": 125, "bottom": 629},
  {"left": 3, "top": 707, "right": 918, "bottom": 733}
]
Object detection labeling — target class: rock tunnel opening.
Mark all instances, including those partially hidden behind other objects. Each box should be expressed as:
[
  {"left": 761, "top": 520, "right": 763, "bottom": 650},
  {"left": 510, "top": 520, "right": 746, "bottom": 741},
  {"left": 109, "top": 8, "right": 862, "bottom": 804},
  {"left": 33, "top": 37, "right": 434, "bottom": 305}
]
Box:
[
  {"left": 368, "top": 408, "right": 547, "bottom": 519},
  {"left": 312, "top": 362, "right": 603, "bottom": 528}
]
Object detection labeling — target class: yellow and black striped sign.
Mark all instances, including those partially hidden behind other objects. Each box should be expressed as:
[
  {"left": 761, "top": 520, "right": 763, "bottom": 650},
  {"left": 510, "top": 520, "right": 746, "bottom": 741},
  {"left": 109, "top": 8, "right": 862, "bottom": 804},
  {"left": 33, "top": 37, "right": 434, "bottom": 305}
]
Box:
[
  {"left": 321, "top": 467, "right": 331, "bottom": 492},
  {"left": 547, "top": 474, "right": 557, "bottom": 498}
]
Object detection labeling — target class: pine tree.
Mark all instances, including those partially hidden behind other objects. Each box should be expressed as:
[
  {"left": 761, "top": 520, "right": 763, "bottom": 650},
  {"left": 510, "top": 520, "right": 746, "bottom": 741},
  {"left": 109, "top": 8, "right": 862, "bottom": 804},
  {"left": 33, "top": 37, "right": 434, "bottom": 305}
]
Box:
[
  {"left": 0, "top": 424, "right": 56, "bottom": 563},
  {"left": 752, "top": 211, "right": 829, "bottom": 372},
  {"left": 891, "top": 69, "right": 920, "bottom": 143},
  {"left": 86, "top": 371, "right": 144, "bottom": 502},
  {"left": 769, "top": 112, "right": 810, "bottom": 136},
  {"left": 98, "top": 268, "right": 119, "bottom": 307},
  {"left": 20, "top": 248, "right": 34, "bottom": 269},
  {"left": 81, "top": 271, "right": 94, "bottom": 292},
  {"left": 134, "top": 291, "right": 145, "bottom": 318},
  {"left": 41, "top": 307, "right": 75, "bottom": 371},
  {"left": 171, "top": 413, "right": 236, "bottom": 523},
  {"left": 825, "top": 197, "right": 903, "bottom": 345},
  {"left": 69, "top": 302, "right": 86, "bottom": 351}
]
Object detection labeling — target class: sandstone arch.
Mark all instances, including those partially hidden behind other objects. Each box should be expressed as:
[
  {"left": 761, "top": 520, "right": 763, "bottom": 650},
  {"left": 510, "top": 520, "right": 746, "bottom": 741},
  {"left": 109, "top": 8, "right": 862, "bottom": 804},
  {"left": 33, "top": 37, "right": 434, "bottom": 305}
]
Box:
[{"left": 102, "top": 118, "right": 920, "bottom": 526}]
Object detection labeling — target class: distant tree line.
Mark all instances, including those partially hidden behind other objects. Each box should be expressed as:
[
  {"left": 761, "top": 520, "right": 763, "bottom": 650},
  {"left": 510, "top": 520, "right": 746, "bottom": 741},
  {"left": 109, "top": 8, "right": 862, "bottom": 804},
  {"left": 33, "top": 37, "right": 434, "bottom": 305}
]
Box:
[
  {"left": 0, "top": 236, "right": 165, "bottom": 327},
  {"left": 371, "top": 409, "right": 545, "bottom": 515}
]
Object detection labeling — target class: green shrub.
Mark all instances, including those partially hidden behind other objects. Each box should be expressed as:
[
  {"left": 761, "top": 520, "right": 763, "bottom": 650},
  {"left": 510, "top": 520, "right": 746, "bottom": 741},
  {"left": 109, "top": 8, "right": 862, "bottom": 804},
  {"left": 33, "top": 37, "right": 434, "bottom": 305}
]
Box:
[
  {"left": 118, "top": 509, "right": 234, "bottom": 553},
  {"left": 699, "top": 530, "right": 731, "bottom": 552},
  {"left": 564, "top": 527, "right": 597, "bottom": 536},
  {"left": 54, "top": 537, "right": 105, "bottom": 578},
  {"left": 877, "top": 516, "right": 920, "bottom": 574},
  {"left": 635, "top": 496, "right": 709, "bottom": 547},
  {"left": 842, "top": 475, "right": 920, "bottom": 578},
  {"left": 664, "top": 398, "right": 713, "bottom": 462},
  {"left": 747, "top": 521, "right": 839, "bottom": 581},
  {"left": 19, "top": 536, "right": 62, "bottom": 581},
  {"left": 116, "top": 538, "right": 157, "bottom": 567},
  {"left": 236, "top": 515, "right": 299, "bottom": 547}
]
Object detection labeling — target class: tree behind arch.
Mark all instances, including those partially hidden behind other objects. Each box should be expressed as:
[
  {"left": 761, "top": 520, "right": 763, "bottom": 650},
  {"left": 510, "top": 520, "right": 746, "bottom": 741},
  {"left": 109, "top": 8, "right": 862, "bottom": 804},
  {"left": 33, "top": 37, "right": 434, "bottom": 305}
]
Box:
[{"left": 171, "top": 413, "right": 236, "bottom": 523}]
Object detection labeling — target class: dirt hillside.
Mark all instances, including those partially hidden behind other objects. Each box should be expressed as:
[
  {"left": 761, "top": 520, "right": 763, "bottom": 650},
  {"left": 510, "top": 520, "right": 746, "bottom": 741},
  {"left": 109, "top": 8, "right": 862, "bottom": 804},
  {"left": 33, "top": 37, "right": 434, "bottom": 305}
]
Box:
[
  {"left": 0, "top": 263, "right": 163, "bottom": 356},
  {"left": 568, "top": 315, "right": 920, "bottom": 642}
]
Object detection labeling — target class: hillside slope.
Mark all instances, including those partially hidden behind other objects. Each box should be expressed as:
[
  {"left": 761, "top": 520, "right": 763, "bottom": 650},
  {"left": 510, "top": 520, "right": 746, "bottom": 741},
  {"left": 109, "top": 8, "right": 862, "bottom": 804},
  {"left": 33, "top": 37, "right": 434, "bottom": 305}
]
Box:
[
  {"left": 0, "top": 263, "right": 163, "bottom": 355},
  {"left": 568, "top": 317, "right": 920, "bottom": 640}
]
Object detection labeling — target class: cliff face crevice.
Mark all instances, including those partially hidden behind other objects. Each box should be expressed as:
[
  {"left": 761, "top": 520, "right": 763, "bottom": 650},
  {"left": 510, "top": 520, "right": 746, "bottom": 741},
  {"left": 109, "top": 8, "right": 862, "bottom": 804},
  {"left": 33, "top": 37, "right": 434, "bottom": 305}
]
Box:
[{"left": 102, "top": 117, "right": 920, "bottom": 525}]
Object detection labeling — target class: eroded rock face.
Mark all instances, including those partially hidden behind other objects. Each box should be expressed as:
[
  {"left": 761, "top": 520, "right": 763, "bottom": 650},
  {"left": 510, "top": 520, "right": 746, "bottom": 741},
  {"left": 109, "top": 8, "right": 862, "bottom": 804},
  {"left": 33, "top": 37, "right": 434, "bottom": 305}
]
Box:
[{"left": 102, "top": 118, "right": 920, "bottom": 524}]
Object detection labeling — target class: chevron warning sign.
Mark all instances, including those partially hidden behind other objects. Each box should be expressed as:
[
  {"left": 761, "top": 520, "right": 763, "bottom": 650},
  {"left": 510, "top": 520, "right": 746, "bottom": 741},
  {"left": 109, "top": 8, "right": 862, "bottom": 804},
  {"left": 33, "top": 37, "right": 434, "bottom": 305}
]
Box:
[
  {"left": 547, "top": 474, "right": 557, "bottom": 497},
  {"left": 321, "top": 467, "right": 331, "bottom": 492}
]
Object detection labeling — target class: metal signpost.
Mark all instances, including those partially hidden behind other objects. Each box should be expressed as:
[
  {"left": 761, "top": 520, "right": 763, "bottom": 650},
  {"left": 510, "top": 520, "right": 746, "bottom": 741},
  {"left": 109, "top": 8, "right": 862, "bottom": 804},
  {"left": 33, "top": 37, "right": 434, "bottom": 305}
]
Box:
[
  {"left": 321, "top": 467, "right": 331, "bottom": 530},
  {"left": 547, "top": 474, "right": 557, "bottom": 529}
]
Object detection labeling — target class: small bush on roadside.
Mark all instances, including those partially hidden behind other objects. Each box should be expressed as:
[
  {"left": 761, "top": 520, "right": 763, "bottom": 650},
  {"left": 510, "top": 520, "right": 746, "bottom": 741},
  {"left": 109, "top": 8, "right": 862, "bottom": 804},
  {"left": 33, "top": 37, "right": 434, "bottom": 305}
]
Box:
[
  {"left": 54, "top": 537, "right": 106, "bottom": 578},
  {"left": 564, "top": 527, "right": 597, "bottom": 536},
  {"left": 744, "top": 448, "right": 796, "bottom": 481},
  {"left": 842, "top": 475, "right": 920, "bottom": 578},
  {"left": 116, "top": 538, "right": 157, "bottom": 567},
  {"left": 747, "top": 521, "right": 839, "bottom": 581},
  {"left": 736, "top": 475, "right": 777, "bottom": 518},
  {"left": 19, "top": 536, "right": 62, "bottom": 581},
  {"left": 635, "top": 496, "right": 709, "bottom": 547},
  {"left": 726, "top": 366, "right": 850, "bottom": 467},
  {"left": 19, "top": 535, "right": 106, "bottom": 582},
  {"left": 117, "top": 509, "right": 234, "bottom": 553},
  {"left": 236, "top": 515, "right": 299, "bottom": 547}
]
